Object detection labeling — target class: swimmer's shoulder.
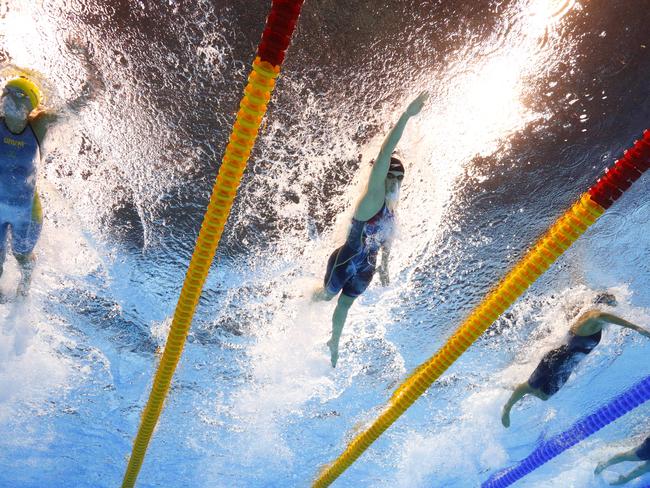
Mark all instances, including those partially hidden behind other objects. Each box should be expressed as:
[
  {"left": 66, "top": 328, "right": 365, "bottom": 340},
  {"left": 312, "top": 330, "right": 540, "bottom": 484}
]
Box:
[
  {"left": 571, "top": 309, "right": 607, "bottom": 334},
  {"left": 29, "top": 110, "right": 58, "bottom": 146}
]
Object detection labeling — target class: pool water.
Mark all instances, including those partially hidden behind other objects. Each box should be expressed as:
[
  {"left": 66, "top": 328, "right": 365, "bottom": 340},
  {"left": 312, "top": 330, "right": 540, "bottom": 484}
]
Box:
[{"left": 1, "top": 0, "right": 649, "bottom": 486}]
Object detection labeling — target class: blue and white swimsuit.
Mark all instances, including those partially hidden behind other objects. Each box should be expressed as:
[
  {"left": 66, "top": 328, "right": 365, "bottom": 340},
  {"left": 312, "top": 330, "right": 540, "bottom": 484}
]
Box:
[
  {"left": 323, "top": 205, "right": 395, "bottom": 298},
  {"left": 0, "top": 119, "right": 42, "bottom": 257}
]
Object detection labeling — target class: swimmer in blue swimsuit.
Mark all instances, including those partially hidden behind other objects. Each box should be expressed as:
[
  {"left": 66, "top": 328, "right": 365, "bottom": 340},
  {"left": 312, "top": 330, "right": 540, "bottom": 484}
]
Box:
[
  {"left": 1, "top": 53, "right": 101, "bottom": 300},
  {"left": 595, "top": 436, "right": 650, "bottom": 485},
  {"left": 313, "top": 91, "right": 428, "bottom": 367},
  {"left": 501, "top": 293, "right": 650, "bottom": 427},
  {"left": 1, "top": 77, "right": 45, "bottom": 300}
]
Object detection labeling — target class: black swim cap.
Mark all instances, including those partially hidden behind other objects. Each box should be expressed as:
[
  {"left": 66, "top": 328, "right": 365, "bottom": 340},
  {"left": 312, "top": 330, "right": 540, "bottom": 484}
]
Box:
[
  {"left": 594, "top": 292, "right": 617, "bottom": 307},
  {"left": 389, "top": 157, "right": 404, "bottom": 174}
]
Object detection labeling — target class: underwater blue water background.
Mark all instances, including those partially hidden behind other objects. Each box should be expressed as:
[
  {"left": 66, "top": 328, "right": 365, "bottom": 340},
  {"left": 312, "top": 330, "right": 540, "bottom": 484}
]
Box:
[{"left": 1, "top": 0, "right": 649, "bottom": 486}]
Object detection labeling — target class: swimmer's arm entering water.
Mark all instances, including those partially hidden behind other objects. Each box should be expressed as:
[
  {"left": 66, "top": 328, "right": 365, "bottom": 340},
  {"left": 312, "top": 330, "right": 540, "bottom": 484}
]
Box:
[
  {"left": 574, "top": 311, "right": 650, "bottom": 339},
  {"left": 30, "top": 37, "right": 105, "bottom": 142},
  {"left": 355, "top": 92, "right": 428, "bottom": 221},
  {"left": 62, "top": 36, "right": 105, "bottom": 114}
]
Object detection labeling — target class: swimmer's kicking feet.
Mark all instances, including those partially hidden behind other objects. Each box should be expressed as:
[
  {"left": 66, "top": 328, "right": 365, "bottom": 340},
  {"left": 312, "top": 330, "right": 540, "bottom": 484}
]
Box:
[{"left": 595, "top": 436, "right": 650, "bottom": 485}]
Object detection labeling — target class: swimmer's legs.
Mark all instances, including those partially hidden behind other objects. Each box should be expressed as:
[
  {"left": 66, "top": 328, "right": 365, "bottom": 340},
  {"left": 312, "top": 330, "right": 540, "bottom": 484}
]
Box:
[
  {"left": 595, "top": 449, "right": 641, "bottom": 475},
  {"left": 502, "top": 382, "right": 536, "bottom": 428},
  {"left": 610, "top": 462, "right": 650, "bottom": 485},
  {"left": 14, "top": 252, "right": 35, "bottom": 297},
  {"left": 327, "top": 293, "right": 356, "bottom": 368}
]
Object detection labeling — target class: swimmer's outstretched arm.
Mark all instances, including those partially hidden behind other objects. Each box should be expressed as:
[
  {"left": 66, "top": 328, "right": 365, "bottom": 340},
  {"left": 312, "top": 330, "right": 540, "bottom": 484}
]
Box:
[
  {"left": 355, "top": 92, "right": 428, "bottom": 220},
  {"left": 501, "top": 382, "right": 534, "bottom": 428},
  {"left": 609, "top": 462, "right": 650, "bottom": 485},
  {"left": 31, "top": 36, "right": 105, "bottom": 143},
  {"left": 597, "top": 312, "right": 650, "bottom": 339},
  {"left": 62, "top": 36, "right": 105, "bottom": 114}
]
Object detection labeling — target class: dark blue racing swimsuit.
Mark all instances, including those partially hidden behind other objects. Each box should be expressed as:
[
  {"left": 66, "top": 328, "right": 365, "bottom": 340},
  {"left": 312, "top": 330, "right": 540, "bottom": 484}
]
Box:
[
  {"left": 0, "top": 118, "right": 42, "bottom": 256},
  {"left": 636, "top": 437, "right": 650, "bottom": 461},
  {"left": 323, "top": 205, "right": 395, "bottom": 298},
  {"left": 528, "top": 329, "right": 602, "bottom": 396}
]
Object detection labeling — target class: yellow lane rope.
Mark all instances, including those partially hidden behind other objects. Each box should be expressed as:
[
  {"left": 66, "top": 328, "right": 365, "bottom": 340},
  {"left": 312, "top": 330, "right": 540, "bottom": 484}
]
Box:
[
  {"left": 121, "top": 57, "right": 279, "bottom": 488},
  {"left": 313, "top": 194, "right": 605, "bottom": 487}
]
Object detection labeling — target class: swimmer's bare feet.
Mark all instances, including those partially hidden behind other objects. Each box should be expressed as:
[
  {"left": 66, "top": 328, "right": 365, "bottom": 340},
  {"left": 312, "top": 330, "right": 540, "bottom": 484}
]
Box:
[{"left": 327, "top": 338, "right": 339, "bottom": 368}]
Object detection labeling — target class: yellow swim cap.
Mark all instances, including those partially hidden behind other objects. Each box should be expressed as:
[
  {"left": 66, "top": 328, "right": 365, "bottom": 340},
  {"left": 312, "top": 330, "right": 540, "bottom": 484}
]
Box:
[{"left": 5, "top": 76, "right": 42, "bottom": 110}]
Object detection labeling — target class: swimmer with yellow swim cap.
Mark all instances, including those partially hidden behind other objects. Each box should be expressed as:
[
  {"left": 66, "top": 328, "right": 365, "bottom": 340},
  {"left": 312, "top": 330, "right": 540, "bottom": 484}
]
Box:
[
  {"left": 1, "top": 42, "right": 103, "bottom": 301},
  {"left": 1, "top": 75, "right": 45, "bottom": 300}
]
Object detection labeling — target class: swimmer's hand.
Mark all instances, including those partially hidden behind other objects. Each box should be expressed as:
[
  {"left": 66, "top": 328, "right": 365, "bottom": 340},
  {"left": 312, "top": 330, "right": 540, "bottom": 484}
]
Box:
[
  {"left": 594, "top": 462, "right": 607, "bottom": 475},
  {"left": 65, "top": 34, "right": 92, "bottom": 58},
  {"left": 62, "top": 34, "right": 105, "bottom": 113},
  {"left": 406, "top": 91, "right": 429, "bottom": 117}
]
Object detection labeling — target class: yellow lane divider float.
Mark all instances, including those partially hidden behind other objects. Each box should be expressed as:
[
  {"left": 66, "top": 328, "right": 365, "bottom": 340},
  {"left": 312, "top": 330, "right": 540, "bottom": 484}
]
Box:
[
  {"left": 313, "top": 131, "right": 650, "bottom": 487},
  {"left": 121, "top": 1, "right": 305, "bottom": 487}
]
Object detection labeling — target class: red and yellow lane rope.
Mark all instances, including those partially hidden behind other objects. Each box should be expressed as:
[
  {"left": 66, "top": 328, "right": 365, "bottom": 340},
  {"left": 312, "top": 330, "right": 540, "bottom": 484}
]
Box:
[
  {"left": 121, "top": 2, "right": 304, "bottom": 487},
  {"left": 313, "top": 130, "right": 650, "bottom": 487}
]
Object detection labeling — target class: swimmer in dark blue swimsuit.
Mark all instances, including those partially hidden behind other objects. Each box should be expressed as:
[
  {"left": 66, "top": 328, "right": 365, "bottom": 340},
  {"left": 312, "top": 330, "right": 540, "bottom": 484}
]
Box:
[
  {"left": 595, "top": 436, "right": 650, "bottom": 485},
  {"left": 501, "top": 293, "right": 650, "bottom": 427},
  {"left": 313, "top": 91, "right": 428, "bottom": 367},
  {"left": 1, "top": 53, "right": 101, "bottom": 301}
]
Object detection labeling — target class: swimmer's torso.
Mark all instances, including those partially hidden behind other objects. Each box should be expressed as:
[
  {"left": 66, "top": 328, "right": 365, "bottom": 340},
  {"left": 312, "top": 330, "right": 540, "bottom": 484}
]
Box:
[
  {"left": 528, "top": 328, "right": 602, "bottom": 396},
  {"left": 347, "top": 204, "right": 395, "bottom": 259},
  {"left": 0, "top": 118, "right": 39, "bottom": 208},
  {"left": 322, "top": 204, "right": 396, "bottom": 298}
]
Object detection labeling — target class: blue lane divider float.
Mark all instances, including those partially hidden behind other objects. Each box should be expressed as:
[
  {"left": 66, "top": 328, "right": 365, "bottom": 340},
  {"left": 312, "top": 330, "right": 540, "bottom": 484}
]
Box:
[{"left": 483, "top": 375, "right": 650, "bottom": 488}]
